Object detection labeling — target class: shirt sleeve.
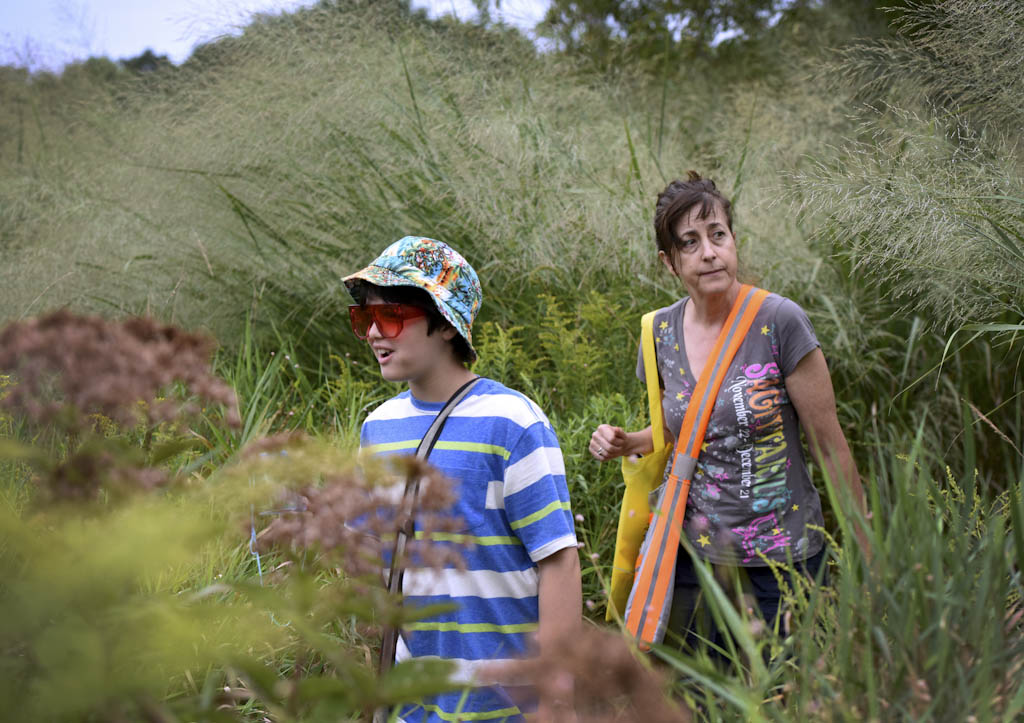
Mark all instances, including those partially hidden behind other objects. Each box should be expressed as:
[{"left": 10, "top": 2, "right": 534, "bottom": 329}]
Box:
[
  {"left": 502, "top": 420, "right": 577, "bottom": 563},
  {"left": 358, "top": 420, "right": 370, "bottom": 451},
  {"left": 775, "top": 297, "right": 821, "bottom": 377}
]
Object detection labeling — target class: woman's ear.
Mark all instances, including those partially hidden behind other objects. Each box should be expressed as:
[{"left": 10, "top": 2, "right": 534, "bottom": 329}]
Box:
[{"left": 658, "top": 249, "right": 678, "bottom": 278}]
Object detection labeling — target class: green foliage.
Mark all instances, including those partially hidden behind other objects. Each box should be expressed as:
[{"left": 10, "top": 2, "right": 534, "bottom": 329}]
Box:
[
  {"left": 800, "top": 455, "right": 1024, "bottom": 720},
  {"left": 0, "top": 492, "right": 281, "bottom": 720},
  {"left": 649, "top": 445, "right": 1024, "bottom": 721},
  {"left": 538, "top": 0, "right": 781, "bottom": 62},
  {"left": 532, "top": 292, "right": 615, "bottom": 410},
  {"left": 1, "top": 0, "right": 1023, "bottom": 719},
  {"left": 472, "top": 322, "right": 538, "bottom": 390},
  {"left": 205, "top": 317, "right": 382, "bottom": 455}
]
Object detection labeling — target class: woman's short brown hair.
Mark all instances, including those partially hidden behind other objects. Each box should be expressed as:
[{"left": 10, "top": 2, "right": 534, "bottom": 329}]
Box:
[{"left": 653, "top": 171, "right": 734, "bottom": 255}]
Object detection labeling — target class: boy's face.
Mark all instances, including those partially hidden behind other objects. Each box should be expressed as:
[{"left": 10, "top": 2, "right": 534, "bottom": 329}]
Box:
[{"left": 362, "top": 290, "right": 458, "bottom": 385}]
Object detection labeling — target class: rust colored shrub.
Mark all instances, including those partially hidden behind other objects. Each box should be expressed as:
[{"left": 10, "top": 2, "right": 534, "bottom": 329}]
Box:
[
  {"left": 0, "top": 309, "right": 238, "bottom": 429},
  {"left": 0, "top": 310, "right": 239, "bottom": 500}
]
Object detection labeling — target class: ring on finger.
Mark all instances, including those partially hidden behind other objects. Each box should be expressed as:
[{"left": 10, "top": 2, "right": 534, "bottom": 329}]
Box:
[{"left": 595, "top": 445, "right": 605, "bottom": 456}]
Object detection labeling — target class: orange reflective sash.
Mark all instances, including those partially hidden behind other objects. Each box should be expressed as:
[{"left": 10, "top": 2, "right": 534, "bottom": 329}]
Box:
[{"left": 625, "top": 284, "right": 769, "bottom": 646}]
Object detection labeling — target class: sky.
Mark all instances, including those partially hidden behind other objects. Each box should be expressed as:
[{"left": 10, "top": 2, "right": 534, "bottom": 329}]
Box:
[{"left": 0, "top": 0, "right": 549, "bottom": 71}]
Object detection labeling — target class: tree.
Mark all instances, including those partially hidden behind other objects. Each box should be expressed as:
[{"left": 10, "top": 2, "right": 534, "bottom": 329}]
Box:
[
  {"left": 537, "top": 0, "right": 783, "bottom": 64},
  {"left": 120, "top": 49, "right": 172, "bottom": 74}
]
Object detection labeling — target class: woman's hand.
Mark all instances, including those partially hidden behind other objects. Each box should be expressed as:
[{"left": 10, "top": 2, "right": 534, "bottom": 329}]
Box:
[
  {"left": 590, "top": 425, "right": 656, "bottom": 462},
  {"left": 589, "top": 424, "right": 629, "bottom": 461}
]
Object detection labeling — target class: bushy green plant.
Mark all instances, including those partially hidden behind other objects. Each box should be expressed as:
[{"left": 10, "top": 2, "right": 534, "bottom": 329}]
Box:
[
  {"left": 3, "top": 0, "right": 1024, "bottom": 719},
  {"left": 0, "top": 312, "right": 474, "bottom": 721},
  {"left": 792, "top": 455, "right": 1024, "bottom": 720},
  {"left": 646, "top": 439, "right": 1023, "bottom": 722}
]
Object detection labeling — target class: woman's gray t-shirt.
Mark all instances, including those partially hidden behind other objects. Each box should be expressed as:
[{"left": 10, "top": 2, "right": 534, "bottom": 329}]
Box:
[{"left": 637, "top": 293, "right": 826, "bottom": 565}]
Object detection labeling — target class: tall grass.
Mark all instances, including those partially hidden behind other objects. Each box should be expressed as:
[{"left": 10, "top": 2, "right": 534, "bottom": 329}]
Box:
[
  {"left": 780, "top": 0, "right": 1024, "bottom": 492},
  {"left": 790, "top": 0, "right": 1024, "bottom": 328},
  {"left": 677, "top": 441, "right": 1024, "bottom": 720},
  {"left": 0, "top": 2, "right": 846, "bottom": 342},
  {"left": 2, "top": 0, "right": 1023, "bottom": 719}
]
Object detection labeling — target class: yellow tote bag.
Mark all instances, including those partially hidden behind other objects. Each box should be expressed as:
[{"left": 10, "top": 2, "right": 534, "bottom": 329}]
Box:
[{"left": 606, "top": 311, "right": 672, "bottom": 621}]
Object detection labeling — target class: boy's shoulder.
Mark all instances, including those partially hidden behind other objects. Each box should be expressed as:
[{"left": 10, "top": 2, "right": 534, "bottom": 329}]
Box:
[
  {"left": 458, "top": 377, "right": 552, "bottom": 430},
  {"left": 363, "top": 389, "right": 419, "bottom": 424},
  {"left": 363, "top": 378, "right": 551, "bottom": 432}
]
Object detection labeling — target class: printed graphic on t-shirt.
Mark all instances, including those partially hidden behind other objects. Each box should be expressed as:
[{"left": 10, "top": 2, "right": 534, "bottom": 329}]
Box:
[
  {"left": 724, "top": 360, "right": 793, "bottom": 561},
  {"left": 643, "top": 295, "right": 825, "bottom": 565}
]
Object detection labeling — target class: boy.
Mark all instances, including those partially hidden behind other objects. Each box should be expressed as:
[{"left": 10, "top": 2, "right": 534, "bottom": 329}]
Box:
[{"left": 344, "top": 236, "right": 581, "bottom": 723}]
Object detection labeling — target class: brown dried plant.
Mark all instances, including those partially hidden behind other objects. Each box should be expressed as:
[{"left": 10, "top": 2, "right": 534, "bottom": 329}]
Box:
[
  {"left": 0, "top": 309, "right": 239, "bottom": 430},
  {"left": 496, "top": 627, "right": 691, "bottom": 723},
  {"left": 256, "top": 452, "right": 467, "bottom": 578},
  {"left": 0, "top": 310, "right": 240, "bottom": 500}
]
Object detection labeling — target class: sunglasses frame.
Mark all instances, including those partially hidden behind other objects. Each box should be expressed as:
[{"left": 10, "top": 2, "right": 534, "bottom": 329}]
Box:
[{"left": 348, "top": 303, "right": 429, "bottom": 339}]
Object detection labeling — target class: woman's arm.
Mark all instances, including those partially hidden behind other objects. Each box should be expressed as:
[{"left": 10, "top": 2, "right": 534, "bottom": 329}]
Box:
[
  {"left": 590, "top": 424, "right": 652, "bottom": 460},
  {"left": 785, "top": 348, "right": 871, "bottom": 552},
  {"left": 589, "top": 393, "right": 669, "bottom": 461}
]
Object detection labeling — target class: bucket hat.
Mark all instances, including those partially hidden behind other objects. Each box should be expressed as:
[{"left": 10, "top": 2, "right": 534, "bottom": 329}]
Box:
[{"left": 343, "top": 236, "right": 482, "bottom": 361}]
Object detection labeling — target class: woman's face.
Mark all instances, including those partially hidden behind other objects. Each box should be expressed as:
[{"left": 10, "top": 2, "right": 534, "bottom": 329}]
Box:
[{"left": 659, "top": 202, "right": 739, "bottom": 300}]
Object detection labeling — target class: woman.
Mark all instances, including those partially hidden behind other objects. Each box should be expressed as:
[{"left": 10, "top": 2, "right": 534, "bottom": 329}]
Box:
[{"left": 591, "top": 172, "right": 867, "bottom": 647}]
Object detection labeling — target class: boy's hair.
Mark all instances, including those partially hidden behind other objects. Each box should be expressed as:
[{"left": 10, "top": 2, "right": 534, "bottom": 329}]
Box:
[{"left": 352, "top": 282, "right": 475, "bottom": 366}]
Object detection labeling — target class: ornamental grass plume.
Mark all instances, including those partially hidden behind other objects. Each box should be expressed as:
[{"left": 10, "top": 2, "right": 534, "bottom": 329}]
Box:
[{"left": 791, "top": 0, "right": 1024, "bottom": 328}]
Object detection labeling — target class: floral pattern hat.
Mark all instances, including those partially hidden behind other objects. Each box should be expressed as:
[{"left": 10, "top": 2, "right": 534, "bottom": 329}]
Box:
[{"left": 343, "top": 236, "right": 482, "bottom": 361}]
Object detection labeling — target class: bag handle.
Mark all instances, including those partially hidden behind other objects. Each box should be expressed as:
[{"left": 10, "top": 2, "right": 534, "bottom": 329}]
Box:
[
  {"left": 377, "top": 376, "right": 482, "bottom": 681},
  {"left": 626, "top": 285, "right": 769, "bottom": 645},
  {"left": 639, "top": 311, "right": 665, "bottom": 451}
]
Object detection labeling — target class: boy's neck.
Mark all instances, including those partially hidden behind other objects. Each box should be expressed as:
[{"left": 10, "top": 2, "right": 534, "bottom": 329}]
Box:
[{"left": 408, "top": 360, "right": 478, "bottom": 404}]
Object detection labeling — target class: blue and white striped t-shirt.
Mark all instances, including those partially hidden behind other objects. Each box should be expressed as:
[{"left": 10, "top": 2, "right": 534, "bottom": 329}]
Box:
[{"left": 360, "top": 377, "right": 577, "bottom": 723}]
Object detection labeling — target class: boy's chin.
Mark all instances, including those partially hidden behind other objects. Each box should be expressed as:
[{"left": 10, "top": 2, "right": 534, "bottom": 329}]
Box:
[{"left": 379, "top": 365, "right": 410, "bottom": 384}]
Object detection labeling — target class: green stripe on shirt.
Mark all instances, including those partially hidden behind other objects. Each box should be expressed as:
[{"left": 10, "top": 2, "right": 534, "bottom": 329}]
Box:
[
  {"left": 416, "top": 702, "right": 523, "bottom": 721},
  {"left": 406, "top": 621, "right": 539, "bottom": 634},
  {"left": 434, "top": 440, "right": 511, "bottom": 458},
  {"left": 509, "top": 500, "right": 572, "bottom": 531},
  {"left": 415, "top": 531, "right": 523, "bottom": 546},
  {"left": 363, "top": 440, "right": 510, "bottom": 459}
]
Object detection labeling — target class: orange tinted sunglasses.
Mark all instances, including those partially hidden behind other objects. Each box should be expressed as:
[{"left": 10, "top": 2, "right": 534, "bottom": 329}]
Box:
[{"left": 348, "top": 303, "right": 428, "bottom": 339}]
